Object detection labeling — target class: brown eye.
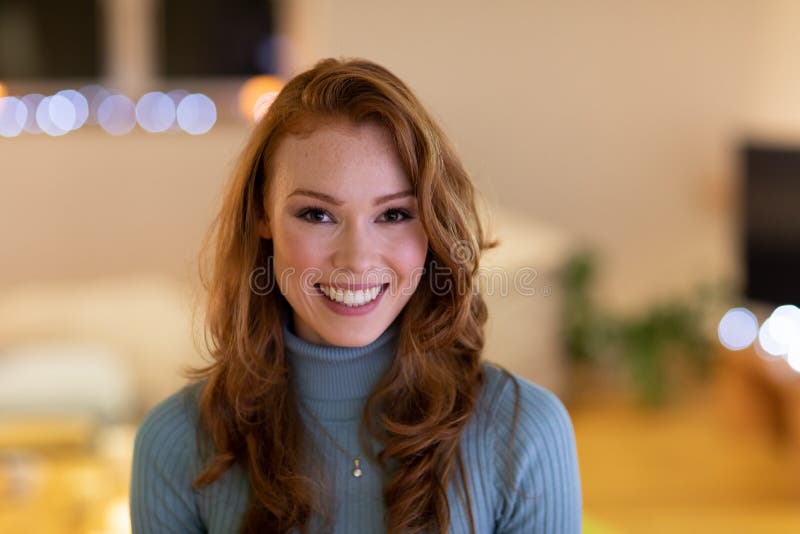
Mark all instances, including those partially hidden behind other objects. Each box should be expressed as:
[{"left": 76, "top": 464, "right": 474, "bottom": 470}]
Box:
[
  {"left": 297, "top": 207, "right": 333, "bottom": 224},
  {"left": 380, "top": 208, "right": 412, "bottom": 223}
]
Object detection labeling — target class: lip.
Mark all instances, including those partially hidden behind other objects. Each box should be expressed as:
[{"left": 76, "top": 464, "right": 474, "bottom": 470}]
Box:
[{"left": 315, "top": 283, "right": 389, "bottom": 316}]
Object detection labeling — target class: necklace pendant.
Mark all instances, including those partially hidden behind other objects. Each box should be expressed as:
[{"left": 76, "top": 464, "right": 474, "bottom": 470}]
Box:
[{"left": 352, "top": 458, "right": 363, "bottom": 478}]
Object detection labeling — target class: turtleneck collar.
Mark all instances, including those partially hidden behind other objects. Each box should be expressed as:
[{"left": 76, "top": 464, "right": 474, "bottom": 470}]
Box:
[{"left": 282, "top": 311, "right": 400, "bottom": 419}]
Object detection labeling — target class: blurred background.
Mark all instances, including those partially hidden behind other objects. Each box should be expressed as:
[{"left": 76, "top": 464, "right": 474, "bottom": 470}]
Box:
[{"left": 1, "top": 0, "right": 800, "bottom": 532}]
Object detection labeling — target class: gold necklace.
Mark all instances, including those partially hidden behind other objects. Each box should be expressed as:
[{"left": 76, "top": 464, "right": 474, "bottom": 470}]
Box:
[{"left": 299, "top": 401, "right": 363, "bottom": 478}]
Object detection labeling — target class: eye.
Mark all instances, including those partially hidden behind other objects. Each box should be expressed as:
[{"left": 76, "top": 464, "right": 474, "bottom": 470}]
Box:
[
  {"left": 296, "top": 207, "right": 334, "bottom": 224},
  {"left": 379, "top": 208, "right": 413, "bottom": 223},
  {"left": 295, "top": 206, "right": 413, "bottom": 225}
]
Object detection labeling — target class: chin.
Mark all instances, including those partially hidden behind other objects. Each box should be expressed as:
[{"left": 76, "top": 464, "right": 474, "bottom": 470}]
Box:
[
  {"left": 324, "top": 329, "right": 382, "bottom": 348},
  {"left": 321, "top": 318, "right": 393, "bottom": 346}
]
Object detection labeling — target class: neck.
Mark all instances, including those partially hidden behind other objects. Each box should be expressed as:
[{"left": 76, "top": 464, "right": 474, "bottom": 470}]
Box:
[{"left": 282, "top": 313, "right": 400, "bottom": 421}]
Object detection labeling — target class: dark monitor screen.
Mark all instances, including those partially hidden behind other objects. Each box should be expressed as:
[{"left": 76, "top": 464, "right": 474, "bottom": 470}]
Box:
[
  {"left": 159, "top": 0, "right": 277, "bottom": 77},
  {"left": 0, "top": 0, "right": 277, "bottom": 79},
  {"left": 742, "top": 144, "right": 800, "bottom": 306},
  {"left": 0, "top": 0, "right": 101, "bottom": 79}
]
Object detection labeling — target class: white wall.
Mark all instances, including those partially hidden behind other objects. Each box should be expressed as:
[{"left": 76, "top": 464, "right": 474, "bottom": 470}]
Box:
[
  {"left": 3, "top": 1, "right": 797, "bottom": 311},
  {"left": 747, "top": 0, "right": 800, "bottom": 135},
  {"left": 283, "top": 0, "right": 768, "bottom": 312},
  {"left": 1, "top": 126, "right": 249, "bottom": 288}
]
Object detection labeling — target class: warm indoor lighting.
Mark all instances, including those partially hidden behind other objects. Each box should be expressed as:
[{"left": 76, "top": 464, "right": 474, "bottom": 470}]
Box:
[
  {"left": 253, "top": 91, "right": 279, "bottom": 122},
  {"left": 238, "top": 75, "right": 283, "bottom": 121},
  {"left": 105, "top": 498, "right": 132, "bottom": 534}
]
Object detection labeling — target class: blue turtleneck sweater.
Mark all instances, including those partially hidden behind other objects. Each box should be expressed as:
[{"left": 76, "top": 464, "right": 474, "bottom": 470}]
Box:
[{"left": 130, "top": 317, "right": 582, "bottom": 533}]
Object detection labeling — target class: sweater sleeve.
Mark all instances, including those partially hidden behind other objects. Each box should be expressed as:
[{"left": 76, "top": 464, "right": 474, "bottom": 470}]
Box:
[
  {"left": 130, "top": 387, "right": 206, "bottom": 534},
  {"left": 490, "top": 371, "right": 582, "bottom": 533}
]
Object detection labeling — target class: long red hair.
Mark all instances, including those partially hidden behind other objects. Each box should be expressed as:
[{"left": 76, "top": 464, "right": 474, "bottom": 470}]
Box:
[{"left": 189, "top": 57, "right": 499, "bottom": 533}]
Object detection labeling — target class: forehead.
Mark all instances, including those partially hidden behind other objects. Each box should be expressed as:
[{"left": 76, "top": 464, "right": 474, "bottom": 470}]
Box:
[{"left": 269, "top": 119, "right": 411, "bottom": 199}]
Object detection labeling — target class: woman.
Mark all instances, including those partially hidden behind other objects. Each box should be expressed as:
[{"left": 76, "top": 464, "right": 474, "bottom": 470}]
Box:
[{"left": 130, "top": 57, "right": 582, "bottom": 533}]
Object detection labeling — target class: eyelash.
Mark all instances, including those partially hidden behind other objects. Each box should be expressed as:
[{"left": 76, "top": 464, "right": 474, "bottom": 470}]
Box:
[{"left": 296, "top": 206, "right": 414, "bottom": 225}]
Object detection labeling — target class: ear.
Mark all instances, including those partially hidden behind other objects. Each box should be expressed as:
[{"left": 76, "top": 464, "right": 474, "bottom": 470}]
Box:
[{"left": 258, "top": 218, "right": 272, "bottom": 239}]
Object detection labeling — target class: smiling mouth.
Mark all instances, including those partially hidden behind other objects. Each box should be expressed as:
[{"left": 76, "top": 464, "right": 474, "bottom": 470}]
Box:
[{"left": 315, "top": 283, "right": 389, "bottom": 307}]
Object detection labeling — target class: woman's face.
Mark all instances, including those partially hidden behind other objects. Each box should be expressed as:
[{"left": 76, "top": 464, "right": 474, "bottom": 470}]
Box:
[{"left": 259, "top": 119, "right": 429, "bottom": 347}]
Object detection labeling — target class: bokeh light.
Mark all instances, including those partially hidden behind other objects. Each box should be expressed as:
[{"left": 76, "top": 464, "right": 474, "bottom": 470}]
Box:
[
  {"left": 165, "top": 90, "right": 189, "bottom": 132},
  {"left": 97, "top": 94, "right": 136, "bottom": 135},
  {"left": 176, "top": 93, "right": 216, "bottom": 135},
  {"left": 718, "top": 307, "right": 759, "bottom": 351},
  {"left": 787, "top": 345, "right": 800, "bottom": 373},
  {"left": 0, "top": 82, "right": 7, "bottom": 98},
  {"left": 57, "top": 89, "right": 89, "bottom": 130},
  {"left": 22, "top": 94, "right": 44, "bottom": 134},
  {"left": 166, "top": 89, "right": 189, "bottom": 106},
  {"left": 238, "top": 75, "right": 283, "bottom": 121},
  {"left": 80, "top": 85, "right": 110, "bottom": 126},
  {"left": 768, "top": 304, "right": 800, "bottom": 348},
  {"left": 253, "top": 91, "right": 279, "bottom": 122},
  {"left": 105, "top": 498, "right": 131, "bottom": 534},
  {"left": 0, "top": 97, "right": 27, "bottom": 137},
  {"left": 36, "top": 97, "right": 68, "bottom": 136},
  {"left": 135, "top": 92, "right": 176, "bottom": 133},
  {"left": 754, "top": 338, "right": 784, "bottom": 362},
  {"left": 757, "top": 317, "right": 789, "bottom": 358},
  {"left": 47, "top": 94, "right": 76, "bottom": 132},
  {"left": 2, "top": 86, "right": 226, "bottom": 137}
]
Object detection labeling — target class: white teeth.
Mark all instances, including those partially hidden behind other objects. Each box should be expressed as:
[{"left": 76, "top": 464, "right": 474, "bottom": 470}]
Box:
[{"left": 319, "top": 284, "right": 383, "bottom": 307}]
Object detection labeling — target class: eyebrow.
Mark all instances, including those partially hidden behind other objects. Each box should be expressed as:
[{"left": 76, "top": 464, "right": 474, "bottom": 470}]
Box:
[{"left": 287, "top": 188, "right": 414, "bottom": 206}]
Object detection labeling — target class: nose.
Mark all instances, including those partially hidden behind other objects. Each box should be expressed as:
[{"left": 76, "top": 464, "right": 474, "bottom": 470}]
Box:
[{"left": 331, "top": 221, "right": 380, "bottom": 279}]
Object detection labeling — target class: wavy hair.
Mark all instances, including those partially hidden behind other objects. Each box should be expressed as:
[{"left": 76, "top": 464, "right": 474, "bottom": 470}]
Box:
[{"left": 188, "top": 57, "right": 500, "bottom": 533}]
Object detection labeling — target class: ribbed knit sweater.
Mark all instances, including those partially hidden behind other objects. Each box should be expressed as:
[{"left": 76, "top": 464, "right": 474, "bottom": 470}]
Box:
[{"left": 130, "top": 317, "right": 582, "bottom": 533}]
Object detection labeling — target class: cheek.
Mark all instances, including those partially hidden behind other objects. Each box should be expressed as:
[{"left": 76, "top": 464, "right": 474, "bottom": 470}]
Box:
[
  {"left": 273, "top": 223, "right": 326, "bottom": 285},
  {"left": 390, "top": 227, "right": 429, "bottom": 279}
]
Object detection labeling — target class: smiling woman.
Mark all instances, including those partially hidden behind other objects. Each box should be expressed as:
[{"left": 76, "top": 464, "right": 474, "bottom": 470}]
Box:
[
  {"left": 130, "top": 57, "right": 582, "bottom": 533},
  {"left": 258, "top": 120, "right": 428, "bottom": 347}
]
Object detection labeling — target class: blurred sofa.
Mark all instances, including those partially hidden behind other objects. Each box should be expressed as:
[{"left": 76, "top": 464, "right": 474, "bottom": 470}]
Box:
[{"left": 0, "top": 275, "right": 204, "bottom": 421}]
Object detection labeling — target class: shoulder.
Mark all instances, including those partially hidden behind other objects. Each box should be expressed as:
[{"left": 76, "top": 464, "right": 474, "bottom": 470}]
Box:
[
  {"left": 477, "top": 363, "right": 582, "bottom": 532},
  {"left": 131, "top": 382, "right": 212, "bottom": 532},
  {"left": 479, "top": 362, "right": 574, "bottom": 435},
  {"left": 478, "top": 361, "right": 579, "bottom": 487},
  {"left": 133, "top": 381, "right": 206, "bottom": 471}
]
